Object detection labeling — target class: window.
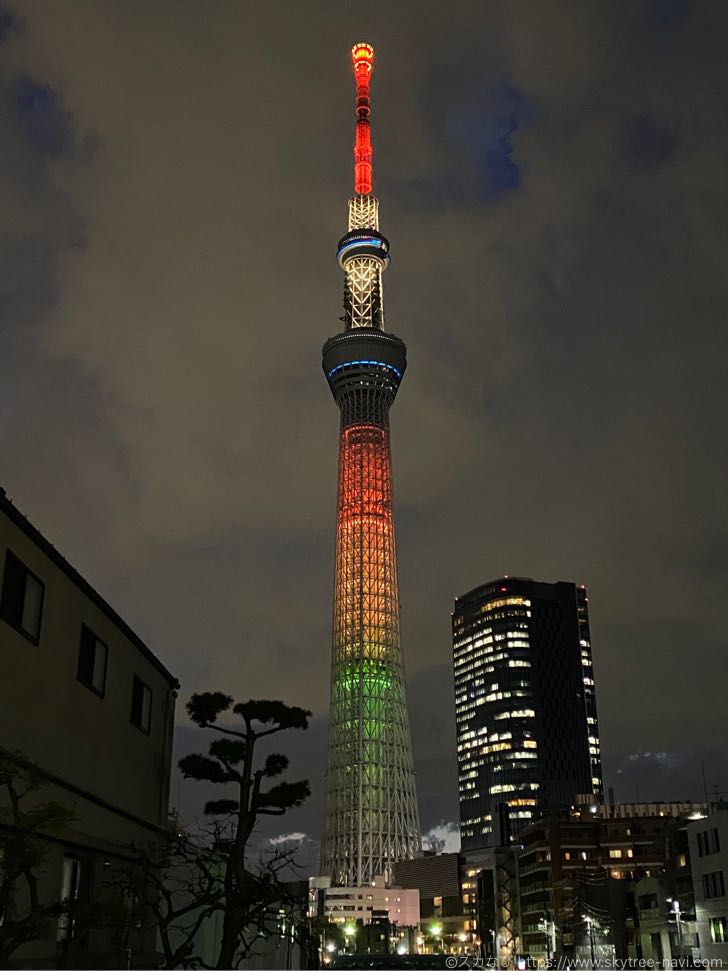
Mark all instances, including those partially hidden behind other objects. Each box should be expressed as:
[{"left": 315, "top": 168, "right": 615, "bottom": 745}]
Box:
[
  {"left": 698, "top": 828, "right": 721, "bottom": 857},
  {"left": 77, "top": 625, "right": 108, "bottom": 697},
  {"left": 639, "top": 893, "right": 658, "bottom": 911},
  {"left": 709, "top": 917, "right": 727, "bottom": 944},
  {"left": 130, "top": 676, "right": 152, "bottom": 734},
  {"left": 704, "top": 871, "right": 726, "bottom": 900},
  {"left": 0, "top": 550, "right": 44, "bottom": 643}
]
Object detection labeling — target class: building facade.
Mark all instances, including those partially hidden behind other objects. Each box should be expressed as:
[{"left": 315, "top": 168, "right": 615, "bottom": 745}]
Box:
[
  {"left": 688, "top": 805, "right": 728, "bottom": 962},
  {"left": 517, "top": 802, "right": 706, "bottom": 964},
  {"left": 320, "top": 43, "right": 420, "bottom": 888},
  {"left": 394, "top": 852, "right": 475, "bottom": 954},
  {"left": 0, "top": 488, "right": 178, "bottom": 968},
  {"left": 452, "top": 577, "right": 603, "bottom": 850},
  {"left": 465, "top": 846, "right": 520, "bottom": 964},
  {"left": 309, "top": 877, "right": 419, "bottom": 929}
]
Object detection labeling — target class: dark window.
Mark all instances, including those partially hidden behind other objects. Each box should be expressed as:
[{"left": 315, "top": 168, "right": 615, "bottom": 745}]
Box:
[
  {"left": 709, "top": 916, "right": 727, "bottom": 944},
  {"left": 704, "top": 871, "right": 726, "bottom": 899},
  {"left": 130, "top": 676, "right": 152, "bottom": 734},
  {"left": 0, "top": 550, "right": 44, "bottom": 643},
  {"left": 698, "top": 828, "right": 721, "bottom": 857},
  {"left": 76, "top": 625, "right": 108, "bottom": 697}
]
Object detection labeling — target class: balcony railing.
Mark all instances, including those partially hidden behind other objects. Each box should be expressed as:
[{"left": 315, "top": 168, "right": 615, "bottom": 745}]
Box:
[{"left": 520, "top": 862, "right": 552, "bottom": 876}]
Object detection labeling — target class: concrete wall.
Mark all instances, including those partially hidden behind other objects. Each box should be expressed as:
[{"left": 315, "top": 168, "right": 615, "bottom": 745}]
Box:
[
  {"left": 0, "top": 498, "right": 178, "bottom": 968},
  {"left": 688, "top": 808, "right": 728, "bottom": 963}
]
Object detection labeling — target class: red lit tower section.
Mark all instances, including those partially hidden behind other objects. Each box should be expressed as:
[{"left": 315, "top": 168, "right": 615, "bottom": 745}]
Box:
[{"left": 320, "top": 44, "right": 421, "bottom": 887}]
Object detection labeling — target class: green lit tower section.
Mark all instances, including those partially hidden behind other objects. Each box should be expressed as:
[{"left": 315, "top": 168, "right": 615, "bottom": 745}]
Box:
[{"left": 320, "top": 43, "right": 421, "bottom": 887}]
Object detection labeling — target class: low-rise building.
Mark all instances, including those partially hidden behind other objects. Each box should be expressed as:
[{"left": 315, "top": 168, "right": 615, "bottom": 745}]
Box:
[
  {"left": 635, "top": 814, "right": 700, "bottom": 963},
  {"left": 394, "top": 852, "right": 472, "bottom": 954},
  {"left": 0, "top": 488, "right": 178, "bottom": 968},
  {"left": 688, "top": 805, "right": 728, "bottom": 963},
  {"left": 517, "top": 801, "right": 706, "bottom": 965},
  {"left": 466, "top": 846, "right": 520, "bottom": 964},
  {"left": 308, "top": 877, "right": 418, "bottom": 928},
  {"left": 308, "top": 876, "right": 419, "bottom": 960}
]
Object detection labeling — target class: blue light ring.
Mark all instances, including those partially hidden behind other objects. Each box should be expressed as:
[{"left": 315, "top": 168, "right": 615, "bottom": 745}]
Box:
[
  {"left": 327, "top": 359, "right": 402, "bottom": 380},
  {"left": 337, "top": 236, "right": 390, "bottom": 267}
]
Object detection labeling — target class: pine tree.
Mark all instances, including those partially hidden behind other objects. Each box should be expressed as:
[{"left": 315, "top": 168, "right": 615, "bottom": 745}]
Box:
[{"left": 179, "top": 694, "right": 311, "bottom": 969}]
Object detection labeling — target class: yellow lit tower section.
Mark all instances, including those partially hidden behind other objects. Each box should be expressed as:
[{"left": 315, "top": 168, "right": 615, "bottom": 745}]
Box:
[{"left": 320, "top": 43, "right": 421, "bottom": 887}]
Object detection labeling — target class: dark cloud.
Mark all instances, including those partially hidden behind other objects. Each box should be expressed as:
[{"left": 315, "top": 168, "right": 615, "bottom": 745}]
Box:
[
  {"left": 13, "top": 77, "right": 73, "bottom": 156},
  {"left": 625, "top": 113, "right": 680, "bottom": 168},
  {"left": 603, "top": 745, "right": 728, "bottom": 805},
  {"left": 0, "top": 6, "right": 15, "bottom": 45},
  {"left": 647, "top": 0, "right": 692, "bottom": 30},
  {"left": 1, "top": 0, "right": 727, "bottom": 867}
]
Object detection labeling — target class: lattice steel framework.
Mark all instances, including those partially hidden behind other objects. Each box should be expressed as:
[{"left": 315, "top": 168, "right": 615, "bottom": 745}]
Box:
[
  {"left": 320, "top": 43, "right": 420, "bottom": 887},
  {"left": 344, "top": 195, "right": 386, "bottom": 330}
]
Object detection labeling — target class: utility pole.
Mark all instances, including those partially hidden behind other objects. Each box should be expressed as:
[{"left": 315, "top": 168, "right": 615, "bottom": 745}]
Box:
[
  {"left": 668, "top": 898, "right": 682, "bottom": 958},
  {"left": 585, "top": 916, "right": 596, "bottom": 967}
]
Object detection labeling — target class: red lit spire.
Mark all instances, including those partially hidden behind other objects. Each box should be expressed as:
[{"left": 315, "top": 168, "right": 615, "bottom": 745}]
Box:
[{"left": 352, "top": 42, "right": 374, "bottom": 194}]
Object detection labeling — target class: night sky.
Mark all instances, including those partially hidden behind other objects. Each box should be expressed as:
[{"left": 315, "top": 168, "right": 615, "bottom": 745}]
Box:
[{"left": 2, "top": 1, "right": 727, "bottom": 869}]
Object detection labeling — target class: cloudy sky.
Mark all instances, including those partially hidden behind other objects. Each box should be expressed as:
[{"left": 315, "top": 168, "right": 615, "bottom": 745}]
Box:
[{"left": 1, "top": 0, "right": 727, "bottom": 867}]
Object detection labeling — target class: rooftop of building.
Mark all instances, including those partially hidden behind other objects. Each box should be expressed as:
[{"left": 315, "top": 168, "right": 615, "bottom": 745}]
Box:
[
  {"left": 518, "top": 801, "right": 709, "bottom": 840},
  {"left": 0, "top": 485, "right": 179, "bottom": 688},
  {"left": 453, "top": 576, "right": 587, "bottom": 608}
]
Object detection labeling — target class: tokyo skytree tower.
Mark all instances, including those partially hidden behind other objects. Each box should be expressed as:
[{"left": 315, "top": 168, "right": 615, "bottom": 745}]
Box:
[{"left": 320, "top": 43, "right": 421, "bottom": 887}]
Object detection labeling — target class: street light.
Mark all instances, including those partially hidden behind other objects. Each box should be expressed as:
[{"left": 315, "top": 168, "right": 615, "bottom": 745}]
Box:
[
  {"left": 430, "top": 922, "right": 444, "bottom": 954},
  {"left": 343, "top": 922, "right": 357, "bottom": 954},
  {"left": 667, "top": 898, "right": 683, "bottom": 956}
]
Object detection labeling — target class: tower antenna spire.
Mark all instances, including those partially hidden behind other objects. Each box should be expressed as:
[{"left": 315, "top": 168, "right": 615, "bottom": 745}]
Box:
[{"left": 352, "top": 42, "right": 374, "bottom": 194}]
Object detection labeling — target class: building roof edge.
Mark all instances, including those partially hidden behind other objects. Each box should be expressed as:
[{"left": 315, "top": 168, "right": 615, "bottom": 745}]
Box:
[{"left": 0, "top": 487, "right": 179, "bottom": 689}]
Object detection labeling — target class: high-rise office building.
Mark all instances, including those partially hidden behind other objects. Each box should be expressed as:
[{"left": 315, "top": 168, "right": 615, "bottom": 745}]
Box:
[
  {"left": 320, "top": 44, "right": 420, "bottom": 887},
  {"left": 452, "top": 577, "right": 603, "bottom": 850}
]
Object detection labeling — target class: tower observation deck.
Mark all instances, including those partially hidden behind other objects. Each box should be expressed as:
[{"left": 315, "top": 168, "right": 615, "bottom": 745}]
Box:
[{"left": 320, "top": 43, "right": 421, "bottom": 888}]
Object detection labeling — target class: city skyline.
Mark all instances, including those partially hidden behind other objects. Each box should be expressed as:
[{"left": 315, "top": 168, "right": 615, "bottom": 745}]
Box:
[{"left": 1, "top": 0, "right": 727, "bottom": 868}]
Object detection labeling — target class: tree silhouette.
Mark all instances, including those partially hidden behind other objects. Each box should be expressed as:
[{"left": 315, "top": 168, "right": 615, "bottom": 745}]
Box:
[
  {"left": 179, "top": 694, "right": 311, "bottom": 969},
  {"left": 0, "top": 749, "right": 76, "bottom": 965}
]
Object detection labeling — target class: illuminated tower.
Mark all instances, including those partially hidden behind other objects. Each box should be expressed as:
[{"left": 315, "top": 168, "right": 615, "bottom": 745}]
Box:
[{"left": 320, "top": 43, "right": 421, "bottom": 887}]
